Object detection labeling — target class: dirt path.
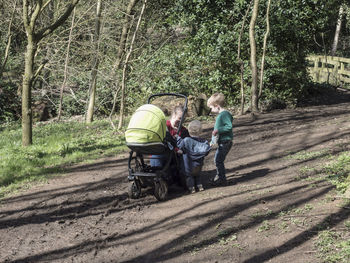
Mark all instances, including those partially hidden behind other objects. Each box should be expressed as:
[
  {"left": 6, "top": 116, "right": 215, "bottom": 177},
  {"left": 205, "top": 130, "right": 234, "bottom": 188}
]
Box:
[{"left": 2, "top": 96, "right": 350, "bottom": 263}]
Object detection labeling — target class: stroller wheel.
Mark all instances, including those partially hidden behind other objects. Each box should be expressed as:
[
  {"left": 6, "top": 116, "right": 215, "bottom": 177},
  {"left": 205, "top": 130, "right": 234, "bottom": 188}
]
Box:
[
  {"left": 128, "top": 180, "right": 141, "bottom": 199},
  {"left": 154, "top": 178, "right": 168, "bottom": 201}
]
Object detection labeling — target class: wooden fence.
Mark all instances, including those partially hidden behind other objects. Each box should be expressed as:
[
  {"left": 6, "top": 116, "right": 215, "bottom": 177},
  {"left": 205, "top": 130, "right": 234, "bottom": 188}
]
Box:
[{"left": 307, "top": 55, "right": 350, "bottom": 86}]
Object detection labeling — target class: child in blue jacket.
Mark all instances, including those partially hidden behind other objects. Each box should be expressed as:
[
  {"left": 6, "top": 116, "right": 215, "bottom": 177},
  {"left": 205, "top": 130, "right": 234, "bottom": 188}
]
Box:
[{"left": 176, "top": 120, "right": 211, "bottom": 193}]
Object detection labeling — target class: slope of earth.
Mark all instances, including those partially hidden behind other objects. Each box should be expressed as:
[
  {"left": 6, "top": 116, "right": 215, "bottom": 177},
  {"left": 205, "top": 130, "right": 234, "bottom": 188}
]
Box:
[{"left": 1, "top": 91, "right": 350, "bottom": 263}]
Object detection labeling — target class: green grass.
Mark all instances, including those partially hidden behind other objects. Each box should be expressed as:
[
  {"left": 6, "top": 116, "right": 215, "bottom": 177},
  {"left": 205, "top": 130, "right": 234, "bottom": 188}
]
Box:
[
  {"left": 322, "top": 152, "right": 350, "bottom": 193},
  {"left": 0, "top": 119, "right": 127, "bottom": 198},
  {"left": 257, "top": 220, "right": 274, "bottom": 232},
  {"left": 294, "top": 149, "right": 350, "bottom": 194},
  {"left": 285, "top": 149, "right": 330, "bottom": 161},
  {"left": 292, "top": 150, "right": 350, "bottom": 262},
  {"left": 315, "top": 230, "right": 350, "bottom": 263}
]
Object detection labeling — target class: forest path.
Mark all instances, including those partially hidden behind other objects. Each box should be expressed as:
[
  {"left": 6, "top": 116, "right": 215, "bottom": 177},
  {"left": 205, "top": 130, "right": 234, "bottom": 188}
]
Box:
[{"left": 2, "top": 92, "right": 350, "bottom": 263}]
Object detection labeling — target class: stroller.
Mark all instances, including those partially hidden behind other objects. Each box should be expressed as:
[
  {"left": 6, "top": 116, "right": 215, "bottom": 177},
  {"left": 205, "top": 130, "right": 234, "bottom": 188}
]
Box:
[{"left": 125, "top": 93, "right": 188, "bottom": 201}]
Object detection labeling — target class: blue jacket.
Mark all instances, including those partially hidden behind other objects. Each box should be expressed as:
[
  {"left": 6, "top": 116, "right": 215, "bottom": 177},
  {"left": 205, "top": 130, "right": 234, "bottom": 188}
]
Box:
[{"left": 176, "top": 136, "right": 211, "bottom": 174}]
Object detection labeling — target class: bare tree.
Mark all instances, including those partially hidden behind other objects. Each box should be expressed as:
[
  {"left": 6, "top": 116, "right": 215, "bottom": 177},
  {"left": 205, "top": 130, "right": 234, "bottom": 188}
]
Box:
[
  {"left": 22, "top": 0, "right": 80, "bottom": 146},
  {"left": 238, "top": 1, "right": 252, "bottom": 115},
  {"left": 0, "top": 0, "right": 17, "bottom": 78},
  {"left": 331, "top": 4, "right": 344, "bottom": 56},
  {"left": 118, "top": 0, "right": 146, "bottom": 130},
  {"left": 109, "top": 0, "right": 139, "bottom": 128},
  {"left": 58, "top": 7, "right": 76, "bottom": 121},
  {"left": 258, "top": 0, "right": 271, "bottom": 99},
  {"left": 249, "top": 0, "right": 259, "bottom": 112},
  {"left": 86, "top": 0, "right": 102, "bottom": 123}
]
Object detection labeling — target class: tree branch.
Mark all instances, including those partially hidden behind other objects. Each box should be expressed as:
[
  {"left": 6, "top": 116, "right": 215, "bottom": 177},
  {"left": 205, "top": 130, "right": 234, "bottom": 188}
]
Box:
[
  {"left": 36, "top": 0, "right": 80, "bottom": 40},
  {"left": 40, "top": 0, "right": 54, "bottom": 13},
  {"left": 30, "top": 0, "right": 42, "bottom": 31},
  {"left": 118, "top": 0, "right": 146, "bottom": 130},
  {"left": 23, "top": 0, "right": 30, "bottom": 29},
  {"left": 0, "top": 0, "right": 17, "bottom": 77}
]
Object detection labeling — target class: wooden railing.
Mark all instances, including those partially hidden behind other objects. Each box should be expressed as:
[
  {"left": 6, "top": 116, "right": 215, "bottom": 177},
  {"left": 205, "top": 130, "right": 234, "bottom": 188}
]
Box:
[{"left": 307, "top": 55, "right": 350, "bottom": 86}]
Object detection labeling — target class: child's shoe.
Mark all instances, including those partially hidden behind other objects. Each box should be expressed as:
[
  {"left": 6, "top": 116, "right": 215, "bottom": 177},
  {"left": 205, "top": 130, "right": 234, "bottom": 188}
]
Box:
[
  {"left": 197, "top": 185, "right": 204, "bottom": 192},
  {"left": 210, "top": 175, "right": 227, "bottom": 186},
  {"left": 210, "top": 175, "right": 220, "bottom": 185},
  {"left": 189, "top": 187, "right": 196, "bottom": 194}
]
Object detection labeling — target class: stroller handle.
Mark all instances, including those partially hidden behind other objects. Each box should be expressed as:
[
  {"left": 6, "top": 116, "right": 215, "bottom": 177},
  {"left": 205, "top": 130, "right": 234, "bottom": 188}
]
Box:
[{"left": 147, "top": 93, "right": 188, "bottom": 136}]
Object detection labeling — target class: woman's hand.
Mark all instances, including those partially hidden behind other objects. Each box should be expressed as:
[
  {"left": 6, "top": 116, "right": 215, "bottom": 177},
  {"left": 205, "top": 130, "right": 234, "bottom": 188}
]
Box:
[{"left": 212, "top": 129, "right": 218, "bottom": 136}]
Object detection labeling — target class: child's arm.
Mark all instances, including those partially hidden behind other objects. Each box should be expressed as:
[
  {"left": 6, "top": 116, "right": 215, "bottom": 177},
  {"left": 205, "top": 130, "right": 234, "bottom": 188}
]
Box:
[
  {"left": 175, "top": 134, "right": 185, "bottom": 152},
  {"left": 210, "top": 134, "right": 218, "bottom": 146}
]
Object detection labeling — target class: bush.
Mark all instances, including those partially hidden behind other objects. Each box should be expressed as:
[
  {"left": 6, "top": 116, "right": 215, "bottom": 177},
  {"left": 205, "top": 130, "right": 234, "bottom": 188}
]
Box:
[{"left": 0, "top": 81, "right": 21, "bottom": 124}]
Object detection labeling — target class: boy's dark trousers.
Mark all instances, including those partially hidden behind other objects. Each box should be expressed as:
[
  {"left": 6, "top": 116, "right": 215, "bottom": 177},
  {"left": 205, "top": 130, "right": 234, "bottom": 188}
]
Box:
[
  {"left": 185, "top": 165, "right": 203, "bottom": 190},
  {"left": 214, "top": 140, "right": 232, "bottom": 182}
]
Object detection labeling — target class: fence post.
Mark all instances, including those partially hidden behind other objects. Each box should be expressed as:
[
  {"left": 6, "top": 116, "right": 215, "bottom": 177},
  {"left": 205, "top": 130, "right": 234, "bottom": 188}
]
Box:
[
  {"left": 314, "top": 57, "right": 320, "bottom": 82},
  {"left": 334, "top": 62, "right": 340, "bottom": 85}
]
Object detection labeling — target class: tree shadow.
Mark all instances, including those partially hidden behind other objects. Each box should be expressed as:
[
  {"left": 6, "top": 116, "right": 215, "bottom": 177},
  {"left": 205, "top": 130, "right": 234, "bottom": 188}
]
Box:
[
  {"left": 5, "top": 181, "right": 335, "bottom": 263},
  {"left": 242, "top": 204, "right": 350, "bottom": 263}
]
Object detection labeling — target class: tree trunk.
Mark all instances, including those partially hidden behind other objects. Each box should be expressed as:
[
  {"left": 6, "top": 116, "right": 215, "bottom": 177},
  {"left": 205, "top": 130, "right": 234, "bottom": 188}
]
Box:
[
  {"left": 258, "top": 0, "right": 271, "bottom": 99},
  {"left": 109, "top": 0, "right": 139, "bottom": 126},
  {"left": 331, "top": 5, "right": 343, "bottom": 56},
  {"left": 249, "top": 0, "right": 259, "bottom": 113},
  {"left": 58, "top": 7, "right": 76, "bottom": 121},
  {"left": 118, "top": 0, "right": 146, "bottom": 130},
  {"left": 86, "top": 0, "right": 102, "bottom": 123},
  {"left": 21, "top": 0, "right": 80, "bottom": 146},
  {"left": 22, "top": 37, "right": 36, "bottom": 146},
  {"left": 238, "top": 1, "right": 252, "bottom": 115}
]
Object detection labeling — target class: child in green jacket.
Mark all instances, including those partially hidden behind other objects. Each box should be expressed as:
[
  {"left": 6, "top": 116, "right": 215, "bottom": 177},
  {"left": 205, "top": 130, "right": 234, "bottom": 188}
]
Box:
[{"left": 207, "top": 93, "right": 233, "bottom": 186}]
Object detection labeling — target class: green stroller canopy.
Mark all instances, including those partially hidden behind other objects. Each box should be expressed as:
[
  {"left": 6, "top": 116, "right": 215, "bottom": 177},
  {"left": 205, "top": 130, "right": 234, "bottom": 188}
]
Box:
[{"left": 125, "top": 104, "right": 166, "bottom": 144}]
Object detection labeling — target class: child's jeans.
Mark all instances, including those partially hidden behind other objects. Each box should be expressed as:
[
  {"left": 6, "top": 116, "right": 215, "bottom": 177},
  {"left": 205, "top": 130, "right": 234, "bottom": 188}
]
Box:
[
  {"left": 214, "top": 140, "right": 232, "bottom": 181},
  {"left": 150, "top": 154, "right": 166, "bottom": 167},
  {"left": 185, "top": 165, "right": 203, "bottom": 190}
]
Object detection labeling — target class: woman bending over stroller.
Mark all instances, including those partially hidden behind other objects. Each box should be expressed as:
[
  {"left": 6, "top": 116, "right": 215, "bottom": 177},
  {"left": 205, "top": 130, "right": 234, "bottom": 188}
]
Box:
[
  {"left": 166, "top": 105, "right": 190, "bottom": 140},
  {"left": 150, "top": 104, "right": 189, "bottom": 187},
  {"left": 150, "top": 105, "right": 189, "bottom": 167}
]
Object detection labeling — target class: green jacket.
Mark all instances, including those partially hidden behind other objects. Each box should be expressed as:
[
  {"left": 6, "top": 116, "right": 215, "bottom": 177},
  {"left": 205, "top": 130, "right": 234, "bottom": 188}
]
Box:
[{"left": 214, "top": 110, "right": 233, "bottom": 143}]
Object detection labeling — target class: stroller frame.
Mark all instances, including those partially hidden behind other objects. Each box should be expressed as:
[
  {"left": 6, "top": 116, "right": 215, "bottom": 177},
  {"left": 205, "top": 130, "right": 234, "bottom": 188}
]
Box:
[{"left": 127, "top": 93, "right": 188, "bottom": 201}]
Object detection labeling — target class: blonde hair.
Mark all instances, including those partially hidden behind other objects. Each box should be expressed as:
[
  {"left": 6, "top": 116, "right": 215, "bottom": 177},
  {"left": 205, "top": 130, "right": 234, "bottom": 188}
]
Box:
[
  {"left": 188, "top": 120, "right": 202, "bottom": 137},
  {"left": 171, "top": 104, "right": 183, "bottom": 115},
  {"left": 207, "top": 92, "right": 225, "bottom": 107}
]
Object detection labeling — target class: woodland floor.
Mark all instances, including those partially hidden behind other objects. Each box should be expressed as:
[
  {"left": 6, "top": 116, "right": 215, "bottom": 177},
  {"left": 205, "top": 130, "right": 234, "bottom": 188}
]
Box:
[{"left": 2, "top": 89, "right": 350, "bottom": 263}]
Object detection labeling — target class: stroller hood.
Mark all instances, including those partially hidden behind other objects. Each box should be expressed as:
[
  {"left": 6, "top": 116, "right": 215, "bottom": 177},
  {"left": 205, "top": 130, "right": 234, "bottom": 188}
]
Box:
[{"left": 125, "top": 104, "right": 166, "bottom": 144}]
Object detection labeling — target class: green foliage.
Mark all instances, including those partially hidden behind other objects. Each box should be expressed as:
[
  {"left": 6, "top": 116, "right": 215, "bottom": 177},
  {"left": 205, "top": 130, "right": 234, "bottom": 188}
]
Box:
[
  {"left": 0, "top": 0, "right": 347, "bottom": 123},
  {"left": 163, "top": 0, "right": 344, "bottom": 105},
  {"left": 0, "top": 120, "right": 127, "bottom": 198},
  {"left": 0, "top": 81, "right": 21, "bottom": 124},
  {"left": 257, "top": 220, "right": 274, "bottom": 232}
]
